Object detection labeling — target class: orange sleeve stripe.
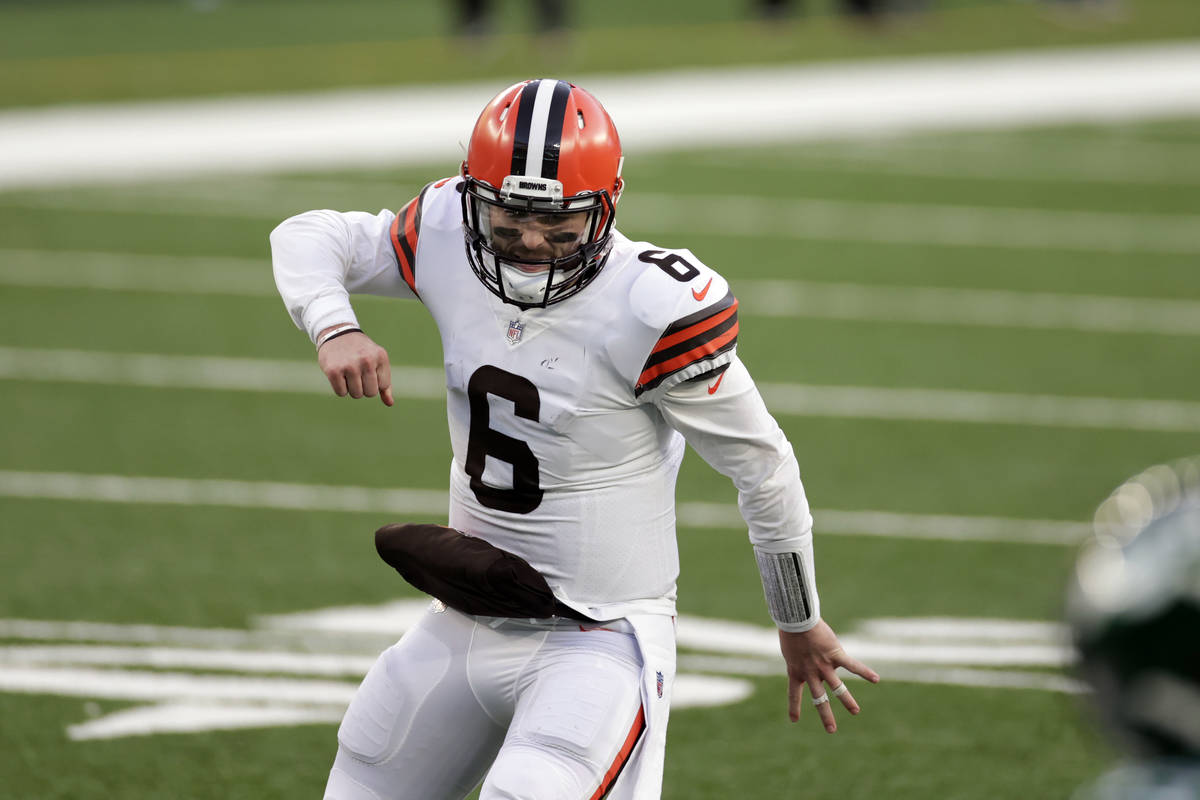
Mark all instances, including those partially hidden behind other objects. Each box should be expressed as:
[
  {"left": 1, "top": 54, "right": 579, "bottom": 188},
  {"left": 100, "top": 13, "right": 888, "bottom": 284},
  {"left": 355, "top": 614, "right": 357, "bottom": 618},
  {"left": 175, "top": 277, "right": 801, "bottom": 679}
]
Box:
[
  {"left": 638, "top": 322, "right": 739, "bottom": 386},
  {"left": 650, "top": 302, "right": 738, "bottom": 355},
  {"left": 589, "top": 705, "right": 645, "bottom": 800},
  {"left": 389, "top": 198, "right": 419, "bottom": 296}
]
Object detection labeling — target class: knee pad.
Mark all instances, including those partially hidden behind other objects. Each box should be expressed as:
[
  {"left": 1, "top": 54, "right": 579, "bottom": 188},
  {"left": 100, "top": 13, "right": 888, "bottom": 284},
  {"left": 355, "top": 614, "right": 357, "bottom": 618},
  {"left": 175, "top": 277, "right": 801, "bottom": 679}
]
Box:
[
  {"left": 323, "top": 765, "right": 384, "bottom": 800},
  {"left": 337, "top": 654, "right": 417, "bottom": 765},
  {"left": 480, "top": 744, "right": 585, "bottom": 800}
]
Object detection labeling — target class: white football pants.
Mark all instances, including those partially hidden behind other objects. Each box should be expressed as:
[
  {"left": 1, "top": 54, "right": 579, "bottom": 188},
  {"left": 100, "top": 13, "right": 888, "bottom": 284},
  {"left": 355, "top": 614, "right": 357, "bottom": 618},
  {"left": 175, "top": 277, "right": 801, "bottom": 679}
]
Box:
[{"left": 323, "top": 605, "right": 663, "bottom": 800}]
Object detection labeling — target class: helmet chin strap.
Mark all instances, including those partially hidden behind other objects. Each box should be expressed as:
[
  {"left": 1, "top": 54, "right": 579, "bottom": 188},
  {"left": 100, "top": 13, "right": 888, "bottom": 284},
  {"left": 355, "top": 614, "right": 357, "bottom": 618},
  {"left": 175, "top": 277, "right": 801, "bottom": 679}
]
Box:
[{"left": 499, "top": 263, "right": 552, "bottom": 305}]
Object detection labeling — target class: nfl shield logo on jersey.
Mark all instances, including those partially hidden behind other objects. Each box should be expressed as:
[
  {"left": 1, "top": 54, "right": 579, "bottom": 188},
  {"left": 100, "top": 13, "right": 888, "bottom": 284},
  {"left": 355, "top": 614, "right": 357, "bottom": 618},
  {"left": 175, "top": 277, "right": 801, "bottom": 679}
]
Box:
[
  {"left": 656, "top": 671, "right": 664, "bottom": 699},
  {"left": 506, "top": 319, "right": 524, "bottom": 345}
]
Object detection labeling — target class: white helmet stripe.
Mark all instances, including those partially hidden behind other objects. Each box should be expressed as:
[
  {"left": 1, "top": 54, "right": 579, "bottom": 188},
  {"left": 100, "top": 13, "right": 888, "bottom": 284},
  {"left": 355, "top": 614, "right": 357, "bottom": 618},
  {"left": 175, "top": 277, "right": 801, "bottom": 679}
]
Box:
[{"left": 523, "top": 79, "right": 560, "bottom": 178}]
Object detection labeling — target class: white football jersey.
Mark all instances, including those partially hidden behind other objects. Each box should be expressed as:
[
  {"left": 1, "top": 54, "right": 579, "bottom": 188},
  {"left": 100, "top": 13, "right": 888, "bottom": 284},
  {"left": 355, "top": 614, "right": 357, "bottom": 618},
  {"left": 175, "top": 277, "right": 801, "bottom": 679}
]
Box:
[{"left": 272, "top": 177, "right": 818, "bottom": 626}]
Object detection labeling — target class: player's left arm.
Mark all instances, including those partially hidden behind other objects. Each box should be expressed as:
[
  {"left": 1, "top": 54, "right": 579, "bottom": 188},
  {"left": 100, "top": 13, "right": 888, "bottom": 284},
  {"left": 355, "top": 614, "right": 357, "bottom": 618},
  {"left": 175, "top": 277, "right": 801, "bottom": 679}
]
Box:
[{"left": 656, "top": 357, "right": 880, "bottom": 732}]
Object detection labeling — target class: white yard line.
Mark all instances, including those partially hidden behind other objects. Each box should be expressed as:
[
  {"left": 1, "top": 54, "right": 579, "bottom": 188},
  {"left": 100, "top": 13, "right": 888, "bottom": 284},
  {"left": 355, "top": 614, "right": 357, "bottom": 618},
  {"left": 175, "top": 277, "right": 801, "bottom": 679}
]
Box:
[
  {"left": 5, "top": 180, "right": 1199, "bottom": 253},
  {"left": 2, "top": 346, "right": 1197, "bottom": 433},
  {"left": 756, "top": 382, "right": 1200, "bottom": 433},
  {"left": 687, "top": 137, "right": 1200, "bottom": 186},
  {"left": 0, "top": 249, "right": 273, "bottom": 295},
  {"left": 734, "top": 280, "right": 1200, "bottom": 336},
  {"left": 0, "top": 645, "right": 377, "bottom": 677},
  {"left": 0, "top": 470, "right": 1093, "bottom": 545},
  {"left": 5, "top": 250, "right": 1200, "bottom": 336},
  {"left": 1, "top": 42, "right": 1199, "bottom": 189},
  {"left": 626, "top": 193, "right": 1200, "bottom": 255}
]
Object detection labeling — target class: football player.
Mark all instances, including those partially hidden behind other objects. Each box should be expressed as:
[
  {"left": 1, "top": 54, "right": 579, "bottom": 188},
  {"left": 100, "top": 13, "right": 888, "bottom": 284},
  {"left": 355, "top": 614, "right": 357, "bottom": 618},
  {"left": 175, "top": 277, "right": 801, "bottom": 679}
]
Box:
[
  {"left": 1067, "top": 457, "right": 1200, "bottom": 800},
  {"left": 271, "top": 78, "right": 879, "bottom": 799}
]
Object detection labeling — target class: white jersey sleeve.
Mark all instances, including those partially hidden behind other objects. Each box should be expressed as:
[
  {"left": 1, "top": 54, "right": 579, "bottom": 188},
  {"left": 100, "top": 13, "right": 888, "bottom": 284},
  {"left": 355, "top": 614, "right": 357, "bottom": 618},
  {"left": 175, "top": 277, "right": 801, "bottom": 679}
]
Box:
[
  {"left": 270, "top": 205, "right": 419, "bottom": 344},
  {"left": 655, "top": 358, "right": 820, "bottom": 631},
  {"left": 623, "top": 245, "right": 820, "bottom": 631}
]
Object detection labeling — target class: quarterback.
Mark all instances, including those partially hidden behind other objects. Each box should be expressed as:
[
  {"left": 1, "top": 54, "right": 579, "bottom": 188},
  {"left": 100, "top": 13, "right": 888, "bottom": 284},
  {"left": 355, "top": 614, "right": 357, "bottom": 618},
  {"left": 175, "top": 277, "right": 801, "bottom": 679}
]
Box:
[{"left": 271, "top": 78, "right": 879, "bottom": 799}]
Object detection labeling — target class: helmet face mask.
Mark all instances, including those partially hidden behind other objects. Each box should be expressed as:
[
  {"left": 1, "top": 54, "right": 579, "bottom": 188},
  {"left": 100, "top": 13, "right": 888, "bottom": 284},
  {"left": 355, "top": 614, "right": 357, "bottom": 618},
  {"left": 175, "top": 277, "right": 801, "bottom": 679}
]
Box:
[
  {"left": 461, "top": 79, "right": 623, "bottom": 309},
  {"left": 462, "top": 176, "right": 614, "bottom": 308}
]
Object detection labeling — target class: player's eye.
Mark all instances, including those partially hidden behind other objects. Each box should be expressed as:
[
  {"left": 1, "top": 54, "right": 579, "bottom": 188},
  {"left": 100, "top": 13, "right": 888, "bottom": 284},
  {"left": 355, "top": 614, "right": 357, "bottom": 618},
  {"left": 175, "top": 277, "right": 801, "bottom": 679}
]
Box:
[
  {"left": 492, "top": 227, "right": 521, "bottom": 239},
  {"left": 547, "top": 231, "right": 581, "bottom": 244}
]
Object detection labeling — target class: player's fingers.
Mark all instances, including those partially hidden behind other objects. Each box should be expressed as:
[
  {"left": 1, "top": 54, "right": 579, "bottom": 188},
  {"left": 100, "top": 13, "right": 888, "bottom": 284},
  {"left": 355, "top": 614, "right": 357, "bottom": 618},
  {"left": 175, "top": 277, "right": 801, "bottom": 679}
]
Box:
[
  {"left": 345, "top": 369, "right": 364, "bottom": 399},
  {"left": 835, "top": 653, "right": 881, "bottom": 684},
  {"left": 787, "top": 677, "right": 803, "bottom": 723},
  {"left": 376, "top": 357, "right": 393, "bottom": 407},
  {"left": 808, "top": 677, "right": 836, "bottom": 733},
  {"left": 361, "top": 363, "right": 379, "bottom": 398},
  {"left": 326, "top": 369, "right": 348, "bottom": 397},
  {"left": 376, "top": 353, "right": 391, "bottom": 390},
  {"left": 828, "top": 678, "right": 861, "bottom": 715}
]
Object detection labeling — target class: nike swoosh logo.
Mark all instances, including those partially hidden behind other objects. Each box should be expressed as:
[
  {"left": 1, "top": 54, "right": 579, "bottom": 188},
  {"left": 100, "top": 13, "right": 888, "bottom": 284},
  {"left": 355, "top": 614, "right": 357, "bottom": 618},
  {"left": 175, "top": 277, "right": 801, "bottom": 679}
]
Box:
[
  {"left": 692, "top": 278, "right": 713, "bottom": 302},
  {"left": 707, "top": 371, "right": 725, "bottom": 395}
]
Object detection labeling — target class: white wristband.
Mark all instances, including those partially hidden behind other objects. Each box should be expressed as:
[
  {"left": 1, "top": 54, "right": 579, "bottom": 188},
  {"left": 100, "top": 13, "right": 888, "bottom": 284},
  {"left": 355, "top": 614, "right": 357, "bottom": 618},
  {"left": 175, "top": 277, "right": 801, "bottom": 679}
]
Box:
[{"left": 316, "top": 324, "right": 362, "bottom": 349}]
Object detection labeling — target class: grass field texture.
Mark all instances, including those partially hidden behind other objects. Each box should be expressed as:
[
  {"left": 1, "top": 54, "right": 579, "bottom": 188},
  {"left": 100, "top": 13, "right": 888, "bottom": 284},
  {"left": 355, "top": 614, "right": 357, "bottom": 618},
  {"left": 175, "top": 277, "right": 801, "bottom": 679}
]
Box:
[
  {"left": 3, "top": 0, "right": 1200, "bottom": 794},
  {"left": 2, "top": 113, "right": 1198, "bottom": 797},
  {"left": 3, "top": 0, "right": 1200, "bottom": 107}
]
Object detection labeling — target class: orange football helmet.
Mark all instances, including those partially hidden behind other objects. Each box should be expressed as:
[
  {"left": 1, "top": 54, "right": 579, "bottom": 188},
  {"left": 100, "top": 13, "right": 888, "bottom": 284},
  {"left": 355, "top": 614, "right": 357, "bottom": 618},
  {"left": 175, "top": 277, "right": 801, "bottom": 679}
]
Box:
[{"left": 461, "top": 79, "right": 624, "bottom": 308}]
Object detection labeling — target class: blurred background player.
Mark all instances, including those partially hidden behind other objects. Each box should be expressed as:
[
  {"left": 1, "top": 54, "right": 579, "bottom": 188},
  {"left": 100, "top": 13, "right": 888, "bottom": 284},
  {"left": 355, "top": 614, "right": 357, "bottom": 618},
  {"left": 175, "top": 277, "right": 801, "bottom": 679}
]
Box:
[
  {"left": 457, "top": 0, "right": 568, "bottom": 37},
  {"left": 1067, "top": 457, "right": 1200, "bottom": 800}
]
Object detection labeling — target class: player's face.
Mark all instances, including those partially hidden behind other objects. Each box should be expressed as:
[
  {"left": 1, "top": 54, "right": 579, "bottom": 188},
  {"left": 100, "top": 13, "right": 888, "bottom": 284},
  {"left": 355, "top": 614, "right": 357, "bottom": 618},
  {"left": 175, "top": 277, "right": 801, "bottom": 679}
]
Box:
[{"left": 487, "top": 206, "right": 589, "bottom": 271}]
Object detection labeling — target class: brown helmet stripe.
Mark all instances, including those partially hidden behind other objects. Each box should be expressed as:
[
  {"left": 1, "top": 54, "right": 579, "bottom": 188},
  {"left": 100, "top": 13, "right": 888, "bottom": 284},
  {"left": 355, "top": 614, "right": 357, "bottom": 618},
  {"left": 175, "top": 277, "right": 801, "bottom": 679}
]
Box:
[{"left": 509, "top": 80, "right": 541, "bottom": 177}]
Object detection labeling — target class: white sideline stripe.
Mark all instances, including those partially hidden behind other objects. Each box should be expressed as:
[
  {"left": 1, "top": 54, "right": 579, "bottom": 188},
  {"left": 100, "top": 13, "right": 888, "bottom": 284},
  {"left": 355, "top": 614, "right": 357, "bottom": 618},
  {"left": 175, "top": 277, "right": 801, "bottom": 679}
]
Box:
[
  {"left": 7, "top": 179, "right": 1200, "bottom": 254},
  {"left": 0, "top": 470, "right": 1092, "bottom": 546},
  {"left": 0, "top": 666, "right": 357, "bottom": 705},
  {"left": 627, "top": 193, "right": 1200, "bottom": 255},
  {"left": 677, "top": 618, "right": 1073, "bottom": 667},
  {"left": 2, "top": 42, "right": 1199, "bottom": 189},
  {"left": 0, "top": 645, "right": 376, "bottom": 677},
  {"left": 3, "top": 346, "right": 1198, "bottom": 434},
  {"left": 0, "top": 249, "right": 273, "bottom": 296},
  {"left": 689, "top": 138, "right": 1200, "bottom": 186},
  {"left": 7, "top": 250, "right": 1200, "bottom": 337},
  {"left": 857, "top": 617, "right": 1066, "bottom": 643},
  {"left": 676, "top": 655, "right": 1085, "bottom": 693},
  {"left": 0, "top": 346, "right": 445, "bottom": 398},
  {"left": 67, "top": 702, "right": 344, "bottom": 741},
  {"left": 866, "top": 665, "right": 1086, "bottom": 694},
  {"left": 756, "top": 382, "right": 1200, "bottom": 433},
  {"left": 735, "top": 280, "right": 1200, "bottom": 337}
]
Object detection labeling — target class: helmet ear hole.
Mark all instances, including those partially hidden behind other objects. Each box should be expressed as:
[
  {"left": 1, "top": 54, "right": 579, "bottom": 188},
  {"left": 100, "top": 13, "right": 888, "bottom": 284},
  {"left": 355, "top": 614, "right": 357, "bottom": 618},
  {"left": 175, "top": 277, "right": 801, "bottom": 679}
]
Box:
[{"left": 577, "top": 110, "right": 585, "bottom": 130}]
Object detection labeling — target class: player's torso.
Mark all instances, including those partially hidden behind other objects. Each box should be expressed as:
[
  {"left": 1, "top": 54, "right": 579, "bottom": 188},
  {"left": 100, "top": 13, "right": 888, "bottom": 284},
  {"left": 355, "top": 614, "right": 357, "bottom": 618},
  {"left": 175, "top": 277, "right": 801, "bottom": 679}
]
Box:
[
  {"left": 424, "top": 231, "right": 675, "bottom": 497},
  {"left": 396, "top": 181, "right": 696, "bottom": 613}
]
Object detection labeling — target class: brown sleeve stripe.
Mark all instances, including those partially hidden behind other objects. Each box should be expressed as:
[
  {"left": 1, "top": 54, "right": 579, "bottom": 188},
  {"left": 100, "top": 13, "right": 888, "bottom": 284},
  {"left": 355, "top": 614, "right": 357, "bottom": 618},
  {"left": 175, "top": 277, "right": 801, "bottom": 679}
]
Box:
[
  {"left": 636, "top": 292, "right": 739, "bottom": 395},
  {"left": 389, "top": 183, "right": 432, "bottom": 297},
  {"left": 588, "top": 704, "right": 645, "bottom": 800},
  {"left": 660, "top": 289, "right": 736, "bottom": 341}
]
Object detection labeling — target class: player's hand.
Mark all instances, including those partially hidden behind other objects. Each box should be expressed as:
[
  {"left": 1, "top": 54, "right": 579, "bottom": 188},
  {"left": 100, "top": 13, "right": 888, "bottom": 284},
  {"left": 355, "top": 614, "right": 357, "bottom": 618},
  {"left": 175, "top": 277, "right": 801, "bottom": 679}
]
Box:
[
  {"left": 316, "top": 329, "right": 394, "bottom": 406},
  {"left": 778, "top": 621, "right": 879, "bottom": 733}
]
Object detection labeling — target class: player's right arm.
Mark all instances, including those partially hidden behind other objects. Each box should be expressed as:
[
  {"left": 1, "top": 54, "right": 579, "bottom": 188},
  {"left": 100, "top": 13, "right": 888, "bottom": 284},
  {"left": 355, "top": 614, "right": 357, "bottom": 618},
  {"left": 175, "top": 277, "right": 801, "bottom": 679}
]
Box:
[{"left": 271, "top": 208, "right": 415, "bottom": 405}]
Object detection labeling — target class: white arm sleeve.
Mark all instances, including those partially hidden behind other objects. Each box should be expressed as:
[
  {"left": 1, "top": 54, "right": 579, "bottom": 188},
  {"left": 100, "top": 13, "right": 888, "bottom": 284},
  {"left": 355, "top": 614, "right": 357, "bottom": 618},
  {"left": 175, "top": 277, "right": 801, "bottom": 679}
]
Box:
[
  {"left": 270, "top": 209, "right": 416, "bottom": 344},
  {"left": 656, "top": 356, "right": 820, "bottom": 631}
]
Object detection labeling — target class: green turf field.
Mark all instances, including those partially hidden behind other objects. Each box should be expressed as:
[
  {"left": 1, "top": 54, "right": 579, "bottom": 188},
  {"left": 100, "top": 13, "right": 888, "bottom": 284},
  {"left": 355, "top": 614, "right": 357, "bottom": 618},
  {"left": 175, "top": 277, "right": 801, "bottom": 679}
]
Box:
[
  {"left": 3, "top": 0, "right": 1200, "bottom": 107},
  {"left": 2, "top": 1, "right": 1200, "bottom": 796},
  {"left": 3, "top": 116, "right": 1198, "bottom": 797}
]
